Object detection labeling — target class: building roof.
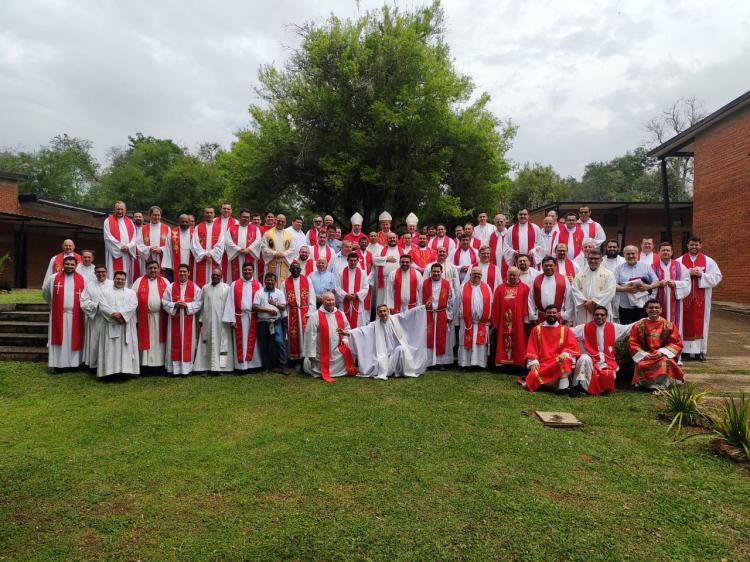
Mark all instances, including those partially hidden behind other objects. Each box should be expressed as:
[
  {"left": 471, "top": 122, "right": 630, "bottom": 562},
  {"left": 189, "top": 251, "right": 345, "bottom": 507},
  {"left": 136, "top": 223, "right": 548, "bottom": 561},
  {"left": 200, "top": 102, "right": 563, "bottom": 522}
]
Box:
[
  {"left": 647, "top": 89, "right": 750, "bottom": 158},
  {"left": 529, "top": 201, "right": 693, "bottom": 215},
  {"left": 0, "top": 170, "right": 27, "bottom": 182}
]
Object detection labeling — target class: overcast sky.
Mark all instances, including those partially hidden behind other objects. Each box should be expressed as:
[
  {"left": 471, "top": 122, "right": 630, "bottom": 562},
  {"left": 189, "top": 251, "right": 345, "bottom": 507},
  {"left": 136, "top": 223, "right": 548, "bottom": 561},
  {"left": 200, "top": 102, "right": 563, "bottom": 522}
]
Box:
[{"left": 2, "top": 0, "right": 749, "bottom": 179}]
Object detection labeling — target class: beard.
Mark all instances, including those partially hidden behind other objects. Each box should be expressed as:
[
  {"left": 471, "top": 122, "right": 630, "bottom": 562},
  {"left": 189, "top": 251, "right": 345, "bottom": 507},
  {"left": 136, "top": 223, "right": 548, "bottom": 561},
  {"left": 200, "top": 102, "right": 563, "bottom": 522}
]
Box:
[
  {"left": 606, "top": 251, "right": 618, "bottom": 259},
  {"left": 545, "top": 316, "right": 557, "bottom": 325}
]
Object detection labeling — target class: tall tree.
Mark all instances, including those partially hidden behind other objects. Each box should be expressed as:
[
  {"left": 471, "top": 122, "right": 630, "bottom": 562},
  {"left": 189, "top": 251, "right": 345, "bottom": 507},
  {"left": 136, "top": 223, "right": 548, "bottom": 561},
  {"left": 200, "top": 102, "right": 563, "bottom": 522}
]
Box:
[
  {"left": 507, "top": 163, "right": 570, "bottom": 214},
  {"left": 0, "top": 134, "right": 99, "bottom": 203},
  {"left": 95, "top": 134, "right": 228, "bottom": 218},
  {"left": 223, "top": 1, "right": 514, "bottom": 228},
  {"left": 644, "top": 96, "right": 705, "bottom": 199}
]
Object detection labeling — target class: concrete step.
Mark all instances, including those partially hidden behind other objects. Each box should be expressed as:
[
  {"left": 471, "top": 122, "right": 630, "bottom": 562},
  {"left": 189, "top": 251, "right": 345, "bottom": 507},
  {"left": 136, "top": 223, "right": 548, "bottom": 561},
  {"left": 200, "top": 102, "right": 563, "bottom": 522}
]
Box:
[
  {"left": 0, "top": 345, "right": 48, "bottom": 362},
  {"left": 0, "top": 333, "right": 48, "bottom": 347},
  {"left": 0, "top": 311, "right": 49, "bottom": 322},
  {"left": 0, "top": 320, "right": 48, "bottom": 334},
  {"left": 15, "top": 303, "right": 50, "bottom": 312}
]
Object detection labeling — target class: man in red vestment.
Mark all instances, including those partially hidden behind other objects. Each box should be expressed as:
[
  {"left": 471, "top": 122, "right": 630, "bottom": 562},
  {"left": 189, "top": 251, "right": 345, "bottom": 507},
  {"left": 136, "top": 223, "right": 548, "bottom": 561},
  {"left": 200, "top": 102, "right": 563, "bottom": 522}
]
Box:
[
  {"left": 628, "top": 298, "right": 684, "bottom": 389},
  {"left": 491, "top": 266, "right": 529, "bottom": 368},
  {"left": 410, "top": 233, "right": 435, "bottom": 274},
  {"left": 522, "top": 304, "right": 580, "bottom": 392}
]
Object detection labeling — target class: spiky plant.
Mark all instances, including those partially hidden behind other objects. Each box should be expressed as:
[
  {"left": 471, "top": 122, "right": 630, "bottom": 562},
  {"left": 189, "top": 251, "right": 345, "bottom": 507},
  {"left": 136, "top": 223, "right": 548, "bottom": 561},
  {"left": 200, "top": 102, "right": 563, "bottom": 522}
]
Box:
[
  {"left": 708, "top": 395, "right": 750, "bottom": 462},
  {"left": 657, "top": 383, "right": 708, "bottom": 434}
]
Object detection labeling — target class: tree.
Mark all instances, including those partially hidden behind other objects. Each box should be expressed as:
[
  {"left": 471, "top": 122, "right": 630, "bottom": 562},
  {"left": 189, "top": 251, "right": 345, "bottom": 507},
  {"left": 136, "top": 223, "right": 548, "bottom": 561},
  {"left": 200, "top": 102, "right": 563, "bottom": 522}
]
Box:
[
  {"left": 95, "top": 134, "right": 228, "bottom": 218},
  {"left": 571, "top": 147, "right": 682, "bottom": 203},
  {"left": 223, "top": 1, "right": 514, "bottom": 228},
  {"left": 0, "top": 134, "right": 99, "bottom": 203},
  {"left": 644, "top": 96, "right": 705, "bottom": 199},
  {"left": 507, "top": 163, "right": 570, "bottom": 214}
]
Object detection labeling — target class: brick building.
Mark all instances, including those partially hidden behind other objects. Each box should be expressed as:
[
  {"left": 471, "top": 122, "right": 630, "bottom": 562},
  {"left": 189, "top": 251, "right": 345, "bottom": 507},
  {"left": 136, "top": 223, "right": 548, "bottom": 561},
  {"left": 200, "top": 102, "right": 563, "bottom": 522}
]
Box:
[
  {"left": 648, "top": 89, "right": 750, "bottom": 305},
  {"left": 0, "top": 171, "right": 106, "bottom": 288},
  {"left": 529, "top": 201, "right": 693, "bottom": 253}
]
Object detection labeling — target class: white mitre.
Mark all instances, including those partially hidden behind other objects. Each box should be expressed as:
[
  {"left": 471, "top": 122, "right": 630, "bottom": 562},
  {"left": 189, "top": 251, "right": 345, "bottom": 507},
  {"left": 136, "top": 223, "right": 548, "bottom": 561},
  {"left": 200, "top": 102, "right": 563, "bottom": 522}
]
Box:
[
  {"left": 350, "top": 212, "right": 363, "bottom": 226},
  {"left": 378, "top": 211, "right": 392, "bottom": 222},
  {"left": 405, "top": 212, "right": 418, "bottom": 226}
]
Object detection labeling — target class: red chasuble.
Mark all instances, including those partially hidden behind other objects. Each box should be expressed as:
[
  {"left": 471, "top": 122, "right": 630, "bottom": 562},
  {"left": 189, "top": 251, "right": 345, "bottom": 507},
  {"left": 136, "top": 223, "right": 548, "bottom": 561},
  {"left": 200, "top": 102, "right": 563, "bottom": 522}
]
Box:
[
  {"left": 423, "top": 277, "right": 451, "bottom": 356},
  {"left": 582, "top": 320, "right": 617, "bottom": 395},
  {"left": 680, "top": 253, "right": 707, "bottom": 340},
  {"left": 392, "top": 268, "right": 418, "bottom": 313},
  {"left": 170, "top": 280, "right": 196, "bottom": 362},
  {"left": 51, "top": 252, "right": 82, "bottom": 274},
  {"left": 524, "top": 324, "right": 580, "bottom": 392},
  {"left": 317, "top": 309, "right": 357, "bottom": 383},
  {"left": 285, "top": 275, "right": 310, "bottom": 359},
  {"left": 136, "top": 276, "right": 168, "bottom": 350},
  {"left": 233, "top": 279, "right": 259, "bottom": 363},
  {"left": 532, "top": 273, "right": 567, "bottom": 322},
  {"left": 409, "top": 246, "right": 435, "bottom": 272},
  {"left": 107, "top": 214, "right": 135, "bottom": 273},
  {"left": 628, "top": 318, "right": 684, "bottom": 384},
  {"left": 491, "top": 281, "right": 529, "bottom": 367},
  {"left": 228, "top": 224, "right": 260, "bottom": 279},
  {"left": 50, "top": 272, "right": 85, "bottom": 351},
  {"left": 462, "top": 282, "right": 491, "bottom": 350},
  {"left": 194, "top": 220, "right": 223, "bottom": 287}
]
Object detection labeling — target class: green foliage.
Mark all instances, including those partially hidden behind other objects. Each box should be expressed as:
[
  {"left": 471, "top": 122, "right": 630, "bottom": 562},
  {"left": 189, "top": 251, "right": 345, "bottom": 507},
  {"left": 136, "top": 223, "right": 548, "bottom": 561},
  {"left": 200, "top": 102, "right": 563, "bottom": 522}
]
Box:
[
  {"left": 96, "top": 133, "right": 228, "bottom": 218},
  {"left": 1, "top": 364, "right": 749, "bottom": 559},
  {"left": 224, "top": 1, "right": 514, "bottom": 228},
  {"left": 656, "top": 383, "right": 708, "bottom": 434},
  {"left": 507, "top": 162, "right": 570, "bottom": 215},
  {"left": 570, "top": 147, "right": 686, "bottom": 203},
  {"left": 0, "top": 134, "right": 99, "bottom": 203},
  {"left": 708, "top": 395, "right": 750, "bottom": 461}
]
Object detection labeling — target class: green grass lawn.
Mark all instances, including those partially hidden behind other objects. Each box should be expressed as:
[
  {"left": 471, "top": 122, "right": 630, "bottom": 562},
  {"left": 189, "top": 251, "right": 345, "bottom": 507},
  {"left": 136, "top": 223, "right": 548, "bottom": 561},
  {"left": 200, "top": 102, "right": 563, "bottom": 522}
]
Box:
[
  {"left": 1, "top": 364, "right": 748, "bottom": 561},
  {"left": 0, "top": 290, "right": 45, "bottom": 305}
]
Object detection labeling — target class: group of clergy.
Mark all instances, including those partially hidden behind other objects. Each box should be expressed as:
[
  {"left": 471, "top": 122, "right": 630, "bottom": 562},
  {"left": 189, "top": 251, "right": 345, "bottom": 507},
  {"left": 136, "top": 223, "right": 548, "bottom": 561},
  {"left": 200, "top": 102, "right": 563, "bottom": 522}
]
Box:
[{"left": 42, "top": 201, "right": 722, "bottom": 394}]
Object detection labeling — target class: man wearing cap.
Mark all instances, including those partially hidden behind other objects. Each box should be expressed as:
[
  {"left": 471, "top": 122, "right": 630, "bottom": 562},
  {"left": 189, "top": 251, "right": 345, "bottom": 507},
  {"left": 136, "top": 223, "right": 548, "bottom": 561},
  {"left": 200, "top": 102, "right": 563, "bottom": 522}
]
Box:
[
  {"left": 343, "top": 212, "right": 369, "bottom": 245},
  {"left": 376, "top": 211, "right": 393, "bottom": 247}
]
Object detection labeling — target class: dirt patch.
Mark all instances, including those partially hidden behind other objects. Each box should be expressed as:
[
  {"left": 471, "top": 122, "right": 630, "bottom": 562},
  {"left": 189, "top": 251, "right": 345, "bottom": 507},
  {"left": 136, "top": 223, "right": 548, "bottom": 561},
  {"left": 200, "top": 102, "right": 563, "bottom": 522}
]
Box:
[
  {"left": 542, "top": 488, "right": 592, "bottom": 509},
  {"left": 93, "top": 494, "right": 137, "bottom": 517},
  {"left": 261, "top": 489, "right": 298, "bottom": 504},
  {"left": 688, "top": 374, "right": 750, "bottom": 394}
]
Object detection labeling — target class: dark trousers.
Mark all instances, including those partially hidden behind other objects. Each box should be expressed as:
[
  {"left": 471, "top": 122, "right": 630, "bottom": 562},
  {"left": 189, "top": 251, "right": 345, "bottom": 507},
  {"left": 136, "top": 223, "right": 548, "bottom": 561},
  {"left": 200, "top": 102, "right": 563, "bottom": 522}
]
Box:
[
  {"left": 619, "top": 306, "right": 646, "bottom": 325},
  {"left": 257, "top": 319, "right": 288, "bottom": 369}
]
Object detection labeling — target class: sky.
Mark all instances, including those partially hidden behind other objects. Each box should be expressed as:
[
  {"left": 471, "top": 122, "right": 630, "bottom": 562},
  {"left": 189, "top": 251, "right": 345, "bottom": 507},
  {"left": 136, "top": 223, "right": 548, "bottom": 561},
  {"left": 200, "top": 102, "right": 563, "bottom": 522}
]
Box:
[{"left": 1, "top": 0, "right": 749, "bottom": 179}]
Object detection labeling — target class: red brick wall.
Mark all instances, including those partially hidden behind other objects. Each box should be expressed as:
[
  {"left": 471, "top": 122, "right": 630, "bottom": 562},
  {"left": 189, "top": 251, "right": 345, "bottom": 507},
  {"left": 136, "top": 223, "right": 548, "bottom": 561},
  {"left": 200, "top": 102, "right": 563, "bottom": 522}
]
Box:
[
  {"left": 693, "top": 104, "right": 750, "bottom": 304},
  {"left": 0, "top": 181, "right": 22, "bottom": 214}
]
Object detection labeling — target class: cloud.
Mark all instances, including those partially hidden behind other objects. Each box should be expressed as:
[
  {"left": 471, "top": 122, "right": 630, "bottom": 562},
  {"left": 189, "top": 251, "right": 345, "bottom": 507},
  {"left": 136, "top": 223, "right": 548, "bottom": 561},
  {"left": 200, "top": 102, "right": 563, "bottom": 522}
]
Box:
[{"left": 1, "top": 0, "right": 749, "bottom": 180}]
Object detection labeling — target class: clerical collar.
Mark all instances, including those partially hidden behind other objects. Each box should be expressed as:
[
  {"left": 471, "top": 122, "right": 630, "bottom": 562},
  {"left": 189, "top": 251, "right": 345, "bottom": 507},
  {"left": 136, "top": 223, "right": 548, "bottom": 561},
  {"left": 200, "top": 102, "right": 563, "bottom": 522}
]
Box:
[
  {"left": 264, "top": 287, "right": 274, "bottom": 294},
  {"left": 542, "top": 321, "right": 560, "bottom": 327}
]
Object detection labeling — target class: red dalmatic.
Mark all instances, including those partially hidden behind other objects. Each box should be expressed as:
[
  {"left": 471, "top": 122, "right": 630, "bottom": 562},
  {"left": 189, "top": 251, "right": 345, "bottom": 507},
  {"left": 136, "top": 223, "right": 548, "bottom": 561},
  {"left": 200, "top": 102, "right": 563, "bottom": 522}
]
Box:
[{"left": 491, "top": 282, "right": 529, "bottom": 367}]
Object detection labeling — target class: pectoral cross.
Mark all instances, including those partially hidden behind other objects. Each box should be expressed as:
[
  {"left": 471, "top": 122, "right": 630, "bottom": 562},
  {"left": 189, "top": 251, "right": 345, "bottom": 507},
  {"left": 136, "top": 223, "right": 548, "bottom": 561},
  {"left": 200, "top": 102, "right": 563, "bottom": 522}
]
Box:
[{"left": 54, "top": 282, "right": 64, "bottom": 293}]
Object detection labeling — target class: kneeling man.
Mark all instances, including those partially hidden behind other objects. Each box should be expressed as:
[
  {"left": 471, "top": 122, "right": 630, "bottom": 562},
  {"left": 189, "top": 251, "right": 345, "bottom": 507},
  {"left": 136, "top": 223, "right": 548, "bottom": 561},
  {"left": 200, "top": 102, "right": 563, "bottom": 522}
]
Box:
[
  {"left": 348, "top": 303, "right": 429, "bottom": 379},
  {"left": 628, "top": 298, "right": 684, "bottom": 389},
  {"left": 303, "top": 292, "right": 358, "bottom": 382},
  {"left": 571, "top": 305, "right": 632, "bottom": 395},
  {"left": 523, "top": 304, "right": 580, "bottom": 392}
]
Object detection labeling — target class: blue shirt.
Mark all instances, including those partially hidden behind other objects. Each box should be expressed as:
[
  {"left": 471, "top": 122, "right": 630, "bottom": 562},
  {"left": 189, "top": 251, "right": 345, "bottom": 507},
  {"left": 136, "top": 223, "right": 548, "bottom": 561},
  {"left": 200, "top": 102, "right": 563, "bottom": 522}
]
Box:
[
  {"left": 327, "top": 239, "right": 342, "bottom": 253},
  {"left": 615, "top": 261, "right": 657, "bottom": 309},
  {"left": 309, "top": 270, "right": 336, "bottom": 297}
]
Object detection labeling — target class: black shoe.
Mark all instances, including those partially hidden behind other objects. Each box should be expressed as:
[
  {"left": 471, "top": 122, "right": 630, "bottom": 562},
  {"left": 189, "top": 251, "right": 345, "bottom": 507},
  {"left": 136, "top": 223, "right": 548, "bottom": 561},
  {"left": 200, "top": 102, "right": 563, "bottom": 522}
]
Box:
[
  {"left": 438, "top": 365, "right": 446, "bottom": 371},
  {"left": 697, "top": 353, "right": 706, "bottom": 362}
]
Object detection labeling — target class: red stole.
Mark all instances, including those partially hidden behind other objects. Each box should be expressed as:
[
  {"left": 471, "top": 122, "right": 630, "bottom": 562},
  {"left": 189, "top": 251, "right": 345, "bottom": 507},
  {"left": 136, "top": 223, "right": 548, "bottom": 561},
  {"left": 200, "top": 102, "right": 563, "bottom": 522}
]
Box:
[
  {"left": 652, "top": 260, "right": 683, "bottom": 324},
  {"left": 195, "top": 220, "right": 223, "bottom": 286},
  {"left": 341, "top": 267, "right": 364, "bottom": 327},
  {"left": 511, "top": 223, "right": 536, "bottom": 252},
  {"left": 107, "top": 214, "right": 135, "bottom": 274},
  {"left": 171, "top": 226, "right": 194, "bottom": 272},
  {"left": 50, "top": 272, "right": 84, "bottom": 350},
  {"left": 533, "top": 273, "right": 566, "bottom": 320},
  {"left": 560, "top": 259, "right": 576, "bottom": 278},
  {"left": 453, "top": 247, "right": 478, "bottom": 268},
  {"left": 578, "top": 220, "right": 597, "bottom": 240},
  {"left": 317, "top": 309, "right": 358, "bottom": 382},
  {"left": 301, "top": 258, "right": 315, "bottom": 276},
  {"left": 285, "top": 275, "right": 310, "bottom": 358},
  {"left": 229, "top": 224, "right": 260, "bottom": 279},
  {"left": 482, "top": 263, "right": 497, "bottom": 289},
  {"left": 489, "top": 230, "right": 509, "bottom": 278},
  {"left": 233, "top": 279, "right": 259, "bottom": 362},
  {"left": 430, "top": 236, "right": 452, "bottom": 251},
  {"left": 377, "top": 246, "right": 403, "bottom": 288},
  {"left": 558, "top": 226, "right": 584, "bottom": 257},
  {"left": 392, "top": 268, "right": 418, "bottom": 312},
  {"left": 312, "top": 244, "right": 333, "bottom": 264},
  {"left": 169, "top": 281, "right": 196, "bottom": 362},
  {"left": 52, "top": 252, "right": 82, "bottom": 274},
  {"left": 583, "top": 321, "right": 617, "bottom": 395},
  {"left": 423, "top": 278, "right": 450, "bottom": 356},
  {"left": 680, "top": 253, "right": 707, "bottom": 340},
  {"left": 136, "top": 276, "right": 168, "bottom": 350},
  {"left": 462, "top": 282, "right": 491, "bottom": 349},
  {"left": 143, "top": 223, "right": 170, "bottom": 268}
]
